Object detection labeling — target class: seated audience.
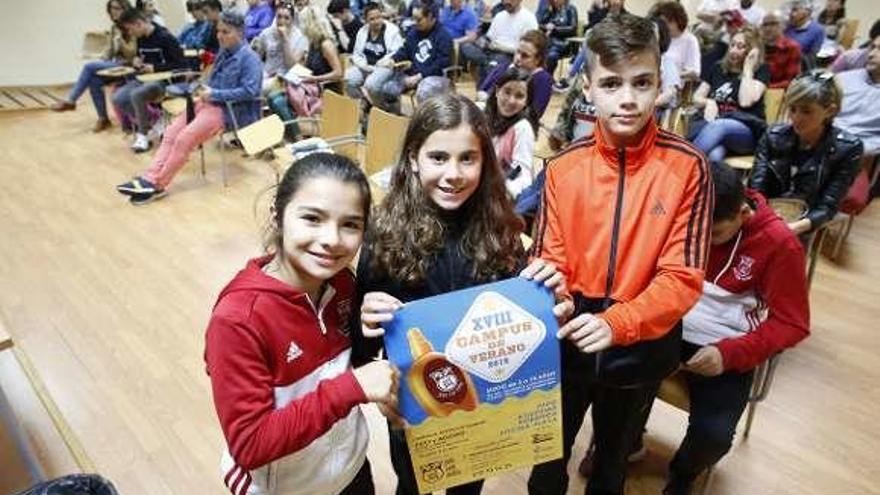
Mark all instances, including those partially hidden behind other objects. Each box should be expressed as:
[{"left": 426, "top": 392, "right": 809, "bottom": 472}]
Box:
[
  {"left": 761, "top": 10, "right": 802, "bottom": 89},
  {"left": 537, "top": 0, "right": 577, "bottom": 79},
  {"left": 365, "top": 0, "right": 452, "bottom": 114},
  {"left": 178, "top": 0, "right": 212, "bottom": 49},
  {"left": 244, "top": 0, "right": 275, "bottom": 41},
  {"left": 548, "top": 74, "right": 597, "bottom": 151},
  {"left": 112, "top": 8, "right": 187, "bottom": 153},
  {"left": 693, "top": 0, "right": 736, "bottom": 43},
  {"left": 751, "top": 70, "right": 863, "bottom": 235},
  {"left": 585, "top": 0, "right": 625, "bottom": 30},
  {"left": 136, "top": 0, "right": 166, "bottom": 26},
  {"left": 485, "top": 66, "right": 538, "bottom": 199},
  {"left": 556, "top": 0, "right": 625, "bottom": 90},
  {"left": 653, "top": 15, "right": 682, "bottom": 110},
  {"left": 224, "top": 0, "right": 247, "bottom": 15},
  {"left": 835, "top": 35, "right": 880, "bottom": 157},
  {"left": 652, "top": 1, "right": 701, "bottom": 79},
  {"left": 691, "top": 25, "right": 769, "bottom": 161},
  {"left": 478, "top": 30, "right": 552, "bottom": 119},
  {"left": 300, "top": 5, "right": 344, "bottom": 88},
  {"left": 831, "top": 19, "right": 880, "bottom": 73},
  {"left": 737, "top": 0, "right": 764, "bottom": 27},
  {"left": 327, "top": 0, "right": 363, "bottom": 54},
  {"left": 254, "top": 2, "right": 308, "bottom": 90},
  {"left": 662, "top": 161, "right": 810, "bottom": 495},
  {"left": 784, "top": 0, "right": 824, "bottom": 63},
  {"left": 279, "top": 5, "right": 344, "bottom": 123},
  {"left": 459, "top": 0, "right": 537, "bottom": 85},
  {"left": 345, "top": 2, "right": 403, "bottom": 100},
  {"left": 201, "top": 0, "right": 223, "bottom": 54},
  {"left": 700, "top": 10, "right": 746, "bottom": 77},
  {"left": 379, "top": 0, "right": 407, "bottom": 23},
  {"left": 817, "top": 0, "right": 846, "bottom": 43},
  {"left": 114, "top": 11, "right": 262, "bottom": 204},
  {"left": 439, "top": 0, "right": 479, "bottom": 45},
  {"left": 50, "top": 0, "right": 137, "bottom": 133}
]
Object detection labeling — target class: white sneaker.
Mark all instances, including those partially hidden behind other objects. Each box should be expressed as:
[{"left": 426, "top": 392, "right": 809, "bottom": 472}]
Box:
[
  {"left": 131, "top": 133, "right": 151, "bottom": 153},
  {"left": 147, "top": 119, "right": 165, "bottom": 142}
]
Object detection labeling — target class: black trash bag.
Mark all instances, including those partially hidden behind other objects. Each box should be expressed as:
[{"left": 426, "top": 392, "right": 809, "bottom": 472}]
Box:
[{"left": 15, "top": 474, "right": 119, "bottom": 495}]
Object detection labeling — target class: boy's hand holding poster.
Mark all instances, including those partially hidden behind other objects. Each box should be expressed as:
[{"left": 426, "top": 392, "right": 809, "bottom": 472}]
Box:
[{"left": 383, "top": 277, "right": 563, "bottom": 493}]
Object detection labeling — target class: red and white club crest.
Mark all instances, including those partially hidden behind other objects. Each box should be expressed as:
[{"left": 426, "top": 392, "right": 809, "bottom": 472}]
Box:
[{"left": 733, "top": 255, "right": 755, "bottom": 281}]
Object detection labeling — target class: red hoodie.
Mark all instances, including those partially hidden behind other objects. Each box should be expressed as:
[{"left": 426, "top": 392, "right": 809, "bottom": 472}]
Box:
[
  {"left": 683, "top": 190, "right": 811, "bottom": 372},
  {"left": 204, "top": 256, "right": 369, "bottom": 495}
]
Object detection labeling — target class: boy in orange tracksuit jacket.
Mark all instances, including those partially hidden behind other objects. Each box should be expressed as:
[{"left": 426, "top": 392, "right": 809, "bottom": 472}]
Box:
[{"left": 527, "top": 14, "right": 713, "bottom": 495}]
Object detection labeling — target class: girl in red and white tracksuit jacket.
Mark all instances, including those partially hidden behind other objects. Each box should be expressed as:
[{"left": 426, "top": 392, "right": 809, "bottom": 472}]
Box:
[{"left": 204, "top": 153, "right": 398, "bottom": 495}]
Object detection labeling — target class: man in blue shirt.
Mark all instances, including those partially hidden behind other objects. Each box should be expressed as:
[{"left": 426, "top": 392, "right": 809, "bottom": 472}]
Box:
[
  {"left": 244, "top": 0, "right": 275, "bottom": 41},
  {"left": 440, "top": 0, "right": 479, "bottom": 44},
  {"left": 784, "top": 0, "right": 825, "bottom": 63}
]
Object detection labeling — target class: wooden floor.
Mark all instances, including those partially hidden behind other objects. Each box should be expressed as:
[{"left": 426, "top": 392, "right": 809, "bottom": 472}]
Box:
[{"left": 1, "top": 90, "right": 879, "bottom": 494}]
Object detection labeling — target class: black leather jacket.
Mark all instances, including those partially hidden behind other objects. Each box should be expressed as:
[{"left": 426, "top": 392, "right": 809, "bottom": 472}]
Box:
[{"left": 750, "top": 123, "right": 863, "bottom": 229}]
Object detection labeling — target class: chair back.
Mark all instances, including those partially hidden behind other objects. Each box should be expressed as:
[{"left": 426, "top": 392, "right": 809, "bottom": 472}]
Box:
[
  {"left": 320, "top": 90, "right": 361, "bottom": 160},
  {"left": 765, "top": 88, "right": 787, "bottom": 124},
  {"left": 237, "top": 114, "right": 285, "bottom": 156},
  {"left": 364, "top": 107, "right": 410, "bottom": 177},
  {"left": 81, "top": 31, "right": 110, "bottom": 58},
  {"left": 838, "top": 19, "right": 860, "bottom": 50}
]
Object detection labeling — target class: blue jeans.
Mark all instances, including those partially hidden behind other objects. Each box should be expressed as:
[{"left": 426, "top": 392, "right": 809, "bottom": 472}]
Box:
[
  {"left": 112, "top": 80, "right": 166, "bottom": 133},
  {"left": 567, "top": 42, "right": 587, "bottom": 79},
  {"left": 68, "top": 60, "right": 120, "bottom": 120},
  {"left": 693, "top": 118, "right": 755, "bottom": 162},
  {"left": 365, "top": 68, "right": 450, "bottom": 114},
  {"left": 546, "top": 40, "right": 568, "bottom": 78}
]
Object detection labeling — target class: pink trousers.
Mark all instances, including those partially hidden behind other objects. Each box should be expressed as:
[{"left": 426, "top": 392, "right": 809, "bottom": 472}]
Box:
[{"left": 143, "top": 102, "right": 225, "bottom": 189}]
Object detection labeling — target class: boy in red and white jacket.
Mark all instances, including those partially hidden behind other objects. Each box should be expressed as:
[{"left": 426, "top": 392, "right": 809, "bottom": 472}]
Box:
[{"left": 664, "top": 162, "right": 811, "bottom": 495}]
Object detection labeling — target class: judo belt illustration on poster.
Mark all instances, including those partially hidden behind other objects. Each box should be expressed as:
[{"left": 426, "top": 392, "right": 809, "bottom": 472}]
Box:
[{"left": 383, "top": 277, "right": 563, "bottom": 494}]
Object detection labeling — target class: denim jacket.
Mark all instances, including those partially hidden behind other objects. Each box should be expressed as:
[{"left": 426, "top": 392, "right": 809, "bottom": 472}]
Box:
[{"left": 207, "top": 41, "right": 263, "bottom": 130}]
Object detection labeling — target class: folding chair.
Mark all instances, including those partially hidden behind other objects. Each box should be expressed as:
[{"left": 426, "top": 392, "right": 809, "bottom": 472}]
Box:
[
  {"left": 362, "top": 106, "right": 410, "bottom": 177},
  {"left": 81, "top": 31, "right": 110, "bottom": 59},
  {"left": 270, "top": 90, "right": 365, "bottom": 173},
  {"left": 838, "top": 19, "right": 860, "bottom": 51}
]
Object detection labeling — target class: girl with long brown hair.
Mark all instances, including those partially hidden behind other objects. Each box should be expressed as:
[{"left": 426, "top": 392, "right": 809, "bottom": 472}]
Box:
[{"left": 353, "top": 93, "right": 571, "bottom": 494}]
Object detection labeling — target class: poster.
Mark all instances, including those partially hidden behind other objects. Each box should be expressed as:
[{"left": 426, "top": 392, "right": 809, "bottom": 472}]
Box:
[{"left": 383, "top": 277, "right": 563, "bottom": 493}]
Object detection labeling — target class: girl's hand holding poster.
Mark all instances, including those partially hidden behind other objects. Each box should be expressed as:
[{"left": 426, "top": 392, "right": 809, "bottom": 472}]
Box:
[{"left": 383, "top": 277, "right": 563, "bottom": 493}]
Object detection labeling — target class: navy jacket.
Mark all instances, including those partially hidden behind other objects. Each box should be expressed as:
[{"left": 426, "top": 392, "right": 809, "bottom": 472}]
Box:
[
  {"left": 137, "top": 23, "right": 186, "bottom": 72},
  {"left": 392, "top": 21, "right": 452, "bottom": 78}
]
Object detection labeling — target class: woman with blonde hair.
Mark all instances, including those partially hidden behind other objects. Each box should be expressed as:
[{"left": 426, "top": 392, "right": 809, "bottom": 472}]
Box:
[
  {"left": 280, "top": 4, "right": 343, "bottom": 125},
  {"left": 750, "top": 70, "right": 863, "bottom": 234},
  {"left": 690, "top": 25, "right": 770, "bottom": 161}
]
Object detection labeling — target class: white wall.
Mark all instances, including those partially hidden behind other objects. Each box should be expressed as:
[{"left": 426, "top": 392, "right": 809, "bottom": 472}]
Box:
[
  {"left": 0, "top": 0, "right": 873, "bottom": 86},
  {"left": 0, "top": 0, "right": 187, "bottom": 87}
]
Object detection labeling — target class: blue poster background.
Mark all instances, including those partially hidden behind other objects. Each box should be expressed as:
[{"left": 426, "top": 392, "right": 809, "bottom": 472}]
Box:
[{"left": 383, "top": 277, "right": 561, "bottom": 425}]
